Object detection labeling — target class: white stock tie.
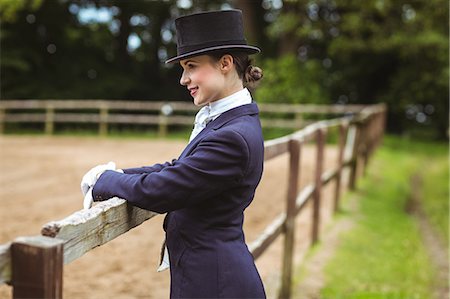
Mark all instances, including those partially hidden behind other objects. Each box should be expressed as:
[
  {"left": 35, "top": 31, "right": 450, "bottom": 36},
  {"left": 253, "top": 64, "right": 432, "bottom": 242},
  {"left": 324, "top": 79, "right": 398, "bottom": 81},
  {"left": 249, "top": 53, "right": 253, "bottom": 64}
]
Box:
[{"left": 189, "top": 105, "right": 211, "bottom": 142}]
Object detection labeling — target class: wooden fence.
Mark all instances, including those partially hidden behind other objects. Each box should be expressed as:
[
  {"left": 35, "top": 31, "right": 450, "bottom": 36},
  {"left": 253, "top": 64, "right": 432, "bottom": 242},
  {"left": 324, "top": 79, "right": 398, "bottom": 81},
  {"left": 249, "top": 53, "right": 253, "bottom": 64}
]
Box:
[
  {"left": 0, "top": 103, "right": 386, "bottom": 299},
  {"left": 0, "top": 100, "right": 368, "bottom": 136}
]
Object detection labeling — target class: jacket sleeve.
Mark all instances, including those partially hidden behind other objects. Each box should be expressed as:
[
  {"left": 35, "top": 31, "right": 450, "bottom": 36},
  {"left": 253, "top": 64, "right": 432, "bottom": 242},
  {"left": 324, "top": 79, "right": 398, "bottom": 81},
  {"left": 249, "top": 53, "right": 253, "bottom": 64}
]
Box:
[
  {"left": 92, "top": 129, "right": 250, "bottom": 213},
  {"left": 122, "top": 160, "right": 176, "bottom": 174}
]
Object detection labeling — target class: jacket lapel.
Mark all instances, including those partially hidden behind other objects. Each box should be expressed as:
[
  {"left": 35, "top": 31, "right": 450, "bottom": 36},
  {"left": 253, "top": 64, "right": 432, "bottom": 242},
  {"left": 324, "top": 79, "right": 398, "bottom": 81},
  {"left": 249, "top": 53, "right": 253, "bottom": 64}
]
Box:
[{"left": 179, "top": 103, "right": 259, "bottom": 159}]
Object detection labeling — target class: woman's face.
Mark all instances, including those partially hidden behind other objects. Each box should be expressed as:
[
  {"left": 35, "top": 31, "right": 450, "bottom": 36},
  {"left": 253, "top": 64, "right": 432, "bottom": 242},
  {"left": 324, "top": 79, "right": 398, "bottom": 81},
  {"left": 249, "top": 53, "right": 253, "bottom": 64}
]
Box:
[{"left": 179, "top": 55, "right": 226, "bottom": 106}]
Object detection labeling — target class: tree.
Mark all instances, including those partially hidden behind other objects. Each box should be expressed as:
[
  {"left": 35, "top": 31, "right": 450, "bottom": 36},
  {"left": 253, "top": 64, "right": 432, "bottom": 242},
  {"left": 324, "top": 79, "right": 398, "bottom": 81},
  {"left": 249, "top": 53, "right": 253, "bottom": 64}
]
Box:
[
  {"left": 0, "top": 0, "right": 240, "bottom": 100},
  {"left": 328, "top": 0, "right": 448, "bottom": 138},
  {"left": 259, "top": 0, "right": 449, "bottom": 139}
]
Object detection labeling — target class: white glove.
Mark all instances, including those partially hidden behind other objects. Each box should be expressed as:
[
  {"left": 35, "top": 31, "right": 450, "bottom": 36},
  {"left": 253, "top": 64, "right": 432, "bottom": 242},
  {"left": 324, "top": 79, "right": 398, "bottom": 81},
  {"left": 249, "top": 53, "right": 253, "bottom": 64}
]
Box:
[
  {"left": 83, "top": 187, "right": 95, "bottom": 210},
  {"left": 157, "top": 245, "right": 170, "bottom": 272},
  {"left": 81, "top": 162, "right": 123, "bottom": 210}
]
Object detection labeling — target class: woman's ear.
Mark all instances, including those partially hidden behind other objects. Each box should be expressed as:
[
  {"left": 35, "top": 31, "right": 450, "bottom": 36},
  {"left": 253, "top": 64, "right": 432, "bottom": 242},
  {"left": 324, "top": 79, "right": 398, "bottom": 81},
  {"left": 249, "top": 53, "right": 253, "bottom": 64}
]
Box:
[{"left": 219, "top": 54, "right": 234, "bottom": 73}]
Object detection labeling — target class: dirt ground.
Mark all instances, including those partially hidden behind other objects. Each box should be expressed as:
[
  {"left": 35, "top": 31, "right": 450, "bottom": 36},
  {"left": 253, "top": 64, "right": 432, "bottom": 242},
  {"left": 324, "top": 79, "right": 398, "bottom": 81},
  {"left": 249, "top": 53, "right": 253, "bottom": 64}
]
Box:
[{"left": 0, "top": 135, "right": 341, "bottom": 298}]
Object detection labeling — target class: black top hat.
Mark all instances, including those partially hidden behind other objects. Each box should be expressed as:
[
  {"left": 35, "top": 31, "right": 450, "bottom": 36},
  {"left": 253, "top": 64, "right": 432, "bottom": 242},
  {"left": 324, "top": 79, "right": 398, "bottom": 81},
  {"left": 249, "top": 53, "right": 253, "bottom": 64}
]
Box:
[{"left": 165, "top": 10, "right": 260, "bottom": 64}]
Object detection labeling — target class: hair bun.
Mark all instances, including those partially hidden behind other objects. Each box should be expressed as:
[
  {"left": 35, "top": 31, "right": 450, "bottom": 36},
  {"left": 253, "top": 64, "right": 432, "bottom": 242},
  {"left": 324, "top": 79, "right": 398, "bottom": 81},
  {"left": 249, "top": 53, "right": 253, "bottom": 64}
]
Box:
[{"left": 245, "top": 65, "right": 263, "bottom": 87}]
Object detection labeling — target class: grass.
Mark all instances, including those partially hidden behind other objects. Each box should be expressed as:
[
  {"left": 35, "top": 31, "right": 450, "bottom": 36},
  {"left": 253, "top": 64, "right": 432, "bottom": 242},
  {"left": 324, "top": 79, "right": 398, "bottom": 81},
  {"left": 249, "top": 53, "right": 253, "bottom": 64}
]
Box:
[
  {"left": 421, "top": 155, "right": 449, "bottom": 243},
  {"left": 385, "top": 136, "right": 449, "bottom": 243},
  {"left": 320, "top": 136, "right": 447, "bottom": 299}
]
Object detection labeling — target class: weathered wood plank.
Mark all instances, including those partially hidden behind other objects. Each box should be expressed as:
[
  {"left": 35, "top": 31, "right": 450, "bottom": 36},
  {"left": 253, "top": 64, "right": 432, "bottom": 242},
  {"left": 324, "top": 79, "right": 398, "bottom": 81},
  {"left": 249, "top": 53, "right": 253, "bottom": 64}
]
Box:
[
  {"left": 0, "top": 242, "right": 11, "bottom": 284},
  {"left": 290, "top": 117, "right": 350, "bottom": 143},
  {"left": 0, "top": 100, "right": 184, "bottom": 111},
  {"left": 41, "top": 198, "right": 158, "bottom": 264},
  {"left": 295, "top": 184, "right": 314, "bottom": 216},
  {"left": 263, "top": 135, "right": 290, "bottom": 161},
  {"left": 291, "top": 124, "right": 317, "bottom": 143},
  {"left": 3, "top": 113, "right": 47, "bottom": 122},
  {"left": 322, "top": 168, "right": 338, "bottom": 186},
  {"left": 248, "top": 213, "right": 285, "bottom": 260},
  {"left": 107, "top": 114, "right": 193, "bottom": 125},
  {"left": 260, "top": 118, "right": 304, "bottom": 129}
]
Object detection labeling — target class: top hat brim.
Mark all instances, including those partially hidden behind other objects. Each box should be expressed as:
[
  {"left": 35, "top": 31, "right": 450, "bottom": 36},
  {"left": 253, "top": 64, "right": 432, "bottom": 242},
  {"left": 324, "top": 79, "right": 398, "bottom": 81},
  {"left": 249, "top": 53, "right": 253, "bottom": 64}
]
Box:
[{"left": 165, "top": 44, "right": 260, "bottom": 64}]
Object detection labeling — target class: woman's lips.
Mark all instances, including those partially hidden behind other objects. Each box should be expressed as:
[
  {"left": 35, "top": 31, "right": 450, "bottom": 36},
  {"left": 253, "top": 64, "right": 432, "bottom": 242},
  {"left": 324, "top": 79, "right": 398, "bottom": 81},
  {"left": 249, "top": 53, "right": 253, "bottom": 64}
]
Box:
[{"left": 189, "top": 87, "right": 198, "bottom": 97}]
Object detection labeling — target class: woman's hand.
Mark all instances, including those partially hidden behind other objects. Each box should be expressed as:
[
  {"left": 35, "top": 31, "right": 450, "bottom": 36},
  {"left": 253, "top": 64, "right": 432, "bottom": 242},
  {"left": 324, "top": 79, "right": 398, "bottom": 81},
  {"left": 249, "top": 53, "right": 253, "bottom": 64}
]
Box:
[{"left": 80, "top": 162, "right": 123, "bottom": 209}]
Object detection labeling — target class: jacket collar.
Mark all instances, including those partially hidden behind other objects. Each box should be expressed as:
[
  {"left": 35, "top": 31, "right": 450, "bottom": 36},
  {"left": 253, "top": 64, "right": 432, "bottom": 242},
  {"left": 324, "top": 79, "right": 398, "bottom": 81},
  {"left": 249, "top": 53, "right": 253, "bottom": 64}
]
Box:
[
  {"left": 179, "top": 103, "right": 259, "bottom": 158},
  {"left": 210, "top": 102, "right": 259, "bottom": 130}
]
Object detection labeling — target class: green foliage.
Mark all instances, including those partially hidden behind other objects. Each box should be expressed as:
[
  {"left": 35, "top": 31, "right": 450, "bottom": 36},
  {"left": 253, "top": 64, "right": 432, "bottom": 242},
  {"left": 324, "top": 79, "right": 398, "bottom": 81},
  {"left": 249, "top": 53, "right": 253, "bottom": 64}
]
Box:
[
  {"left": 262, "top": 127, "right": 295, "bottom": 140},
  {"left": 321, "top": 136, "right": 442, "bottom": 297},
  {"left": 255, "top": 55, "right": 329, "bottom": 104},
  {"left": 264, "top": 0, "right": 449, "bottom": 139},
  {"left": 1, "top": 0, "right": 448, "bottom": 139},
  {"left": 330, "top": 1, "right": 449, "bottom": 139},
  {"left": 0, "top": 0, "right": 43, "bottom": 22},
  {"left": 0, "top": 0, "right": 187, "bottom": 100}
]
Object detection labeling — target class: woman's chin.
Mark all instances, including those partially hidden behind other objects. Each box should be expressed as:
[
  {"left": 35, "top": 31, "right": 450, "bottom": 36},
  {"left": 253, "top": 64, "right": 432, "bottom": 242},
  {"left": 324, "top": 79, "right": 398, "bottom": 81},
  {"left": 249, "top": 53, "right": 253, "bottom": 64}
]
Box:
[
  {"left": 193, "top": 97, "right": 206, "bottom": 106},
  {"left": 193, "top": 99, "right": 201, "bottom": 106}
]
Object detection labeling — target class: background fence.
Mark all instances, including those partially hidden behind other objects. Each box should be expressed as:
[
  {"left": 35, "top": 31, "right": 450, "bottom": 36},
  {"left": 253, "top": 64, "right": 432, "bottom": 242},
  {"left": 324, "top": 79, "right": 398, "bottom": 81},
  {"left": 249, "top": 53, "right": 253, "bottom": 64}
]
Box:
[
  {"left": 0, "top": 100, "right": 368, "bottom": 136},
  {"left": 0, "top": 102, "right": 386, "bottom": 299}
]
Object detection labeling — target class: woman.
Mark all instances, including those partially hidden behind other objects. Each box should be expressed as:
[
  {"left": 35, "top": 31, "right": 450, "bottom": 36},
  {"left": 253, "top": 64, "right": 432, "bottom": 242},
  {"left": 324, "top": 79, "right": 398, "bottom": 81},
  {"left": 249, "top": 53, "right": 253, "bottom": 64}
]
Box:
[{"left": 81, "top": 10, "right": 266, "bottom": 298}]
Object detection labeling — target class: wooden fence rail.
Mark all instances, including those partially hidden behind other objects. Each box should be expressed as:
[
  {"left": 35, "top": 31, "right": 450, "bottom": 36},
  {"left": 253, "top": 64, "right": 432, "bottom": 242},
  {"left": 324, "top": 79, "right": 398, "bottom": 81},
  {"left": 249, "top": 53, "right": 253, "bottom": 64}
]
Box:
[
  {"left": 0, "top": 103, "right": 386, "bottom": 299},
  {"left": 0, "top": 100, "right": 367, "bottom": 136}
]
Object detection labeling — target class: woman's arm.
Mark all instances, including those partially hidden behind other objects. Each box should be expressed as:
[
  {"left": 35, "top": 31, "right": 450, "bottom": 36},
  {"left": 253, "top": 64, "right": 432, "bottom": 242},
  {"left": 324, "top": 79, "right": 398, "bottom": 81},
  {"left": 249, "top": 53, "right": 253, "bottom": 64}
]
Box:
[
  {"left": 92, "top": 129, "right": 250, "bottom": 213},
  {"left": 122, "top": 160, "right": 177, "bottom": 174}
]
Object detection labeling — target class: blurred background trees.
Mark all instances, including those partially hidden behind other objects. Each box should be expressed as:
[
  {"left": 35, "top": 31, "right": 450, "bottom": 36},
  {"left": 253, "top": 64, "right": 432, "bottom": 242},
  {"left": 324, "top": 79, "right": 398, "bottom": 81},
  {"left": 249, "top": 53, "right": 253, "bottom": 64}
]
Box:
[{"left": 0, "top": 0, "right": 448, "bottom": 139}]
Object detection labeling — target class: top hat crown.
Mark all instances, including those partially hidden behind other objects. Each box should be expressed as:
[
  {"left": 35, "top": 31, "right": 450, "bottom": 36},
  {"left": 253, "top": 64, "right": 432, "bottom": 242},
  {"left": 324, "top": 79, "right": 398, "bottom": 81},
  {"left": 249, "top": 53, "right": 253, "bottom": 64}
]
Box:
[{"left": 165, "top": 10, "right": 260, "bottom": 64}]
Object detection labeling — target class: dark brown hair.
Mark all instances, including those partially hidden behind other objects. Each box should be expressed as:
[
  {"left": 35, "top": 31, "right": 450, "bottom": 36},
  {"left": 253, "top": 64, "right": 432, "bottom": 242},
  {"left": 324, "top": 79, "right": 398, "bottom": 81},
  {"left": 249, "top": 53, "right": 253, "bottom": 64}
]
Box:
[{"left": 208, "top": 51, "right": 263, "bottom": 89}]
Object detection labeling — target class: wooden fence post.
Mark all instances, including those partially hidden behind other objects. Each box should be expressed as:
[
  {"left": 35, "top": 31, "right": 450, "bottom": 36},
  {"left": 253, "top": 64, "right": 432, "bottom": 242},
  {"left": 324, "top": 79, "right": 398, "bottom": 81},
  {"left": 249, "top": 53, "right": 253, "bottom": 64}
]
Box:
[
  {"left": 99, "top": 105, "right": 109, "bottom": 136},
  {"left": 279, "top": 139, "right": 301, "bottom": 299},
  {"left": 295, "top": 113, "right": 303, "bottom": 129},
  {"left": 333, "top": 124, "right": 348, "bottom": 212},
  {"left": 45, "top": 105, "right": 55, "bottom": 135},
  {"left": 158, "top": 115, "right": 168, "bottom": 138},
  {"left": 158, "top": 103, "right": 173, "bottom": 138},
  {"left": 374, "top": 111, "right": 383, "bottom": 149},
  {"left": 361, "top": 118, "right": 371, "bottom": 176},
  {"left": 379, "top": 109, "right": 387, "bottom": 145},
  {"left": 11, "top": 236, "right": 64, "bottom": 299},
  {"left": 348, "top": 122, "right": 362, "bottom": 190},
  {"left": 370, "top": 110, "right": 385, "bottom": 160},
  {"left": 312, "top": 128, "right": 326, "bottom": 244}
]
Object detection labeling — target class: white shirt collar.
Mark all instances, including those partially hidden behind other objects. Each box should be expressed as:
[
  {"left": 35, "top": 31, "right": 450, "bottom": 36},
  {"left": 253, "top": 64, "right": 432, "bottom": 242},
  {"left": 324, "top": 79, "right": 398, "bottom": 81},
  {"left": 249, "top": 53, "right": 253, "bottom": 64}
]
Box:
[
  {"left": 208, "top": 88, "right": 252, "bottom": 121},
  {"left": 189, "top": 88, "right": 253, "bottom": 142}
]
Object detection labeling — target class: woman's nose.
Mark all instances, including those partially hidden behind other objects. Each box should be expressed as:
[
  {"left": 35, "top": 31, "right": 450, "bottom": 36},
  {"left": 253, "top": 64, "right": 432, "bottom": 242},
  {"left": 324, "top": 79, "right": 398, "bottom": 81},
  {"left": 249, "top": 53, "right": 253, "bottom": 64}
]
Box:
[{"left": 179, "top": 70, "right": 190, "bottom": 86}]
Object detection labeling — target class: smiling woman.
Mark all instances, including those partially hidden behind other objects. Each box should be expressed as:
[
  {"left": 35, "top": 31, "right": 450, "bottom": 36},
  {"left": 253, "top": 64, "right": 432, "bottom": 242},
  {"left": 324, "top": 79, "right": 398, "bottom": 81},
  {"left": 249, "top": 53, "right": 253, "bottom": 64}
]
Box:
[{"left": 80, "top": 9, "right": 267, "bottom": 299}]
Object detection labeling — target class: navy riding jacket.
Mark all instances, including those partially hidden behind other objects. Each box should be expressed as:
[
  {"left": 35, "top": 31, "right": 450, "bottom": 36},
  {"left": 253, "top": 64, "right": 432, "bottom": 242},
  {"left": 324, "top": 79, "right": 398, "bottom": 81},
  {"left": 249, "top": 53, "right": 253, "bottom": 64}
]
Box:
[{"left": 93, "top": 103, "right": 266, "bottom": 298}]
